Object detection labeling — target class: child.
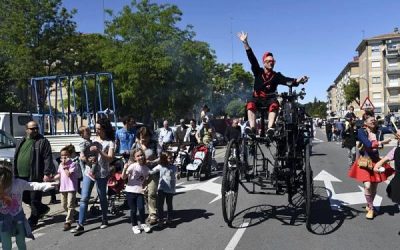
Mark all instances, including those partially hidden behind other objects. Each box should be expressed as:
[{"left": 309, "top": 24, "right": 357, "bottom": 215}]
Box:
[
  {"left": 149, "top": 152, "right": 180, "bottom": 227},
  {"left": 52, "top": 146, "right": 79, "bottom": 231},
  {"left": 78, "top": 126, "right": 97, "bottom": 181},
  {"left": 107, "top": 164, "right": 124, "bottom": 197},
  {"left": 0, "top": 162, "right": 56, "bottom": 250},
  {"left": 121, "top": 148, "right": 151, "bottom": 234}
]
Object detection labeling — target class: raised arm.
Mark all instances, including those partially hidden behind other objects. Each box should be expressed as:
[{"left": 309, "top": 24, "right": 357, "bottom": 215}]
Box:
[
  {"left": 238, "top": 31, "right": 260, "bottom": 73},
  {"left": 237, "top": 31, "right": 250, "bottom": 50}
]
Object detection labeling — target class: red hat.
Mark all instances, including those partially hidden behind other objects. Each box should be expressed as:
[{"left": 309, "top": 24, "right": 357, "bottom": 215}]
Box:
[{"left": 262, "top": 51, "right": 274, "bottom": 62}]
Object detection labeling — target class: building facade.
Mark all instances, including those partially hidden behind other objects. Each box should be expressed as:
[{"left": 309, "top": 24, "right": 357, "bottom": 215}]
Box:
[
  {"left": 333, "top": 60, "right": 360, "bottom": 117},
  {"left": 356, "top": 29, "right": 400, "bottom": 115},
  {"left": 327, "top": 28, "right": 400, "bottom": 118}
]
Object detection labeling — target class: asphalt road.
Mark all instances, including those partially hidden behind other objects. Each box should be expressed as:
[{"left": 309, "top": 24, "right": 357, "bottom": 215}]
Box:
[{"left": 9, "top": 128, "right": 400, "bottom": 250}]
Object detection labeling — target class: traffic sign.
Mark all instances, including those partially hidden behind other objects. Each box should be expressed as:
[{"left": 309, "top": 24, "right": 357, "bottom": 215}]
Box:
[{"left": 360, "top": 96, "right": 375, "bottom": 111}]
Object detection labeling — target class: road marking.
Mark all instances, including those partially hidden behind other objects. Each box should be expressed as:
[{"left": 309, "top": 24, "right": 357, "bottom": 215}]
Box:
[
  {"left": 314, "top": 170, "right": 382, "bottom": 210},
  {"left": 176, "top": 177, "right": 222, "bottom": 203},
  {"left": 313, "top": 137, "right": 324, "bottom": 143},
  {"left": 225, "top": 222, "right": 249, "bottom": 250}
]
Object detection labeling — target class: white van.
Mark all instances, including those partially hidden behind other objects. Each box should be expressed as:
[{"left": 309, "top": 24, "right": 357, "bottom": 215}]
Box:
[{"left": 0, "top": 112, "right": 38, "bottom": 137}]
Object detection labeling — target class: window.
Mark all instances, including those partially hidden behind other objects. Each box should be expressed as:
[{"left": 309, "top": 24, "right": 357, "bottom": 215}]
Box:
[
  {"left": 372, "top": 92, "right": 381, "bottom": 99},
  {"left": 371, "top": 45, "right": 381, "bottom": 58},
  {"left": 372, "top": 77, "right": 380, "bottom": 84},
  {"left": 371, "top": 61, "right": 381, "bottom": 68}
]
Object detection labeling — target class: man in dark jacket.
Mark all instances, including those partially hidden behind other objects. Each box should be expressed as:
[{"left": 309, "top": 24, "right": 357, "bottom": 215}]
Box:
[
  {"left": 342, "top": 120, "right": 358, "bottom": 168},
  {"left": 237, "top": 31, "right": 308, "bottom": 138},
  {"left": 224, "top": 119, "right": 242, "bottom": 142},
  {"left": 325, "top": 121, "right": 333, "bottom": 142},
  {"left": 14, "top": 121, "right": 55, "bottom": 228}
]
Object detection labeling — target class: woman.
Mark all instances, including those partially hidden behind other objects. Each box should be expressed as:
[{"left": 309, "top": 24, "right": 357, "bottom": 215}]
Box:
[
  {"left": 71, "top": 118, "right": 115, "bottom": 234},
  {"left": 348, "top": 111, "right": 395, "bottom": 219},
  {"left": 131, "top": 126, "right": 161, "bottom": 225}
]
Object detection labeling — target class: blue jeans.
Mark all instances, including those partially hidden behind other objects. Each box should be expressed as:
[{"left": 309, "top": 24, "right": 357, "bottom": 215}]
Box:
[
  {"left": 157, "top": 190, "right": 174, "bottom": 221},
  {"left": 78, "top": 175, "right": 108, "bottom": 225},
  {"left": 126, "top": 192, "right": 145, "bottom": 225}
]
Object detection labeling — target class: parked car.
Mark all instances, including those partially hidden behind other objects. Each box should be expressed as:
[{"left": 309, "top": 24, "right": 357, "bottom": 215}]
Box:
[{"left": 0, "top": 129, "right": 17, "bottom": 163}]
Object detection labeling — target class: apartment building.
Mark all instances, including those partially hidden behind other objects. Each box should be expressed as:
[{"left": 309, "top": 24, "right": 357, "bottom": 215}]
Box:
[
  {"left": 356, "top": 28, "right": 400, "bottom": 115},
  {"left": 326, "top": 84, "right": 337, "bottom": 116},
  {"left": 332, "top": 59, "right": 360, "bottom": 118},
  {"left": 327, "top": 28, "right": 400, "bottom": 117}
]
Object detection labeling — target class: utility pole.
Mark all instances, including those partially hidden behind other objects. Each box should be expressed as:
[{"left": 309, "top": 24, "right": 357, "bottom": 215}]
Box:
[
  {"left": 230, "top": 17, "right": 234, "bottom": 65},
  {"left": 103, "top": 0, "right": 105, "bottom": 33}
]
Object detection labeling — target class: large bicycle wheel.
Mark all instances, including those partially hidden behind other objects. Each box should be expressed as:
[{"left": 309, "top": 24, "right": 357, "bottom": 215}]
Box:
[
  {"left": 304, "top": 143, "right": 313, "bottom": 229},
  {"left": 221, "top": 139, "right": 240, "bottom": 225},
  {"left": 241, "top": 137, "right": 254, "bottom": 181}
]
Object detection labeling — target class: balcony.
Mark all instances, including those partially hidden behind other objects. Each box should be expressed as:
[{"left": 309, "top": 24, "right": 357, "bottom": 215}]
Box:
[
  {"left": 386, "top": 46, "right": 400, "bottom": 58},
  {"left": 386, "top": 66, "right": 400, "bottom": 74},
  {"left": 387, "top": 96, "right": 400, "bottom": 104},
  {"left": 386, "top": 81, "right": 400, "bottom": 89}
]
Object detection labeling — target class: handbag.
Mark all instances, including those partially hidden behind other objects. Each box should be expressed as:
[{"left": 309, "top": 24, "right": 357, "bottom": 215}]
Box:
[{"left": 358, "top": 155, "right": 373, "bottom": 170}]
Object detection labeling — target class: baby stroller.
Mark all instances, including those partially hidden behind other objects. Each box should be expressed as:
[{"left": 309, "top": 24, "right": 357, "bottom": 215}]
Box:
[
  {"left": 166, "top": 142, "right": 191, "bottom": 178},
  {"left": 90, "top": 156, "right": 126, "bottom": 216},
  {"left": 107, "top": 170, "right": 126, "bottom": 215},
  {"left": 186, "top": 144, "right": 212, "bottom": 181}
]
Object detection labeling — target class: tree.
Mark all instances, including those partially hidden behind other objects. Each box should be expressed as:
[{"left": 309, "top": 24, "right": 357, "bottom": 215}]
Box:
[
  {"left": 209, "top": 63, "right": 253, "bottom": 116},
  {"left": 101, "top": 0, "right": 216, "bottom": 123},
  {"left": 344, "top": 79, "right": 360, "bottom": 105},
  {"left": 225, "top": 99, "right": 246, "bottom": 118},
  {"left": 304, "top": 98, "right": 327, "bottom": 118},
  {"left": 0, "top": 0, "right": 78, "bottom": 111}
]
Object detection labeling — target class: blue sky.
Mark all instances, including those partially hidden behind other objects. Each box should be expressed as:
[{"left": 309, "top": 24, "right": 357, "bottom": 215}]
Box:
[{"left": 63, "top": 0, "right": 400, "bottom": 103}]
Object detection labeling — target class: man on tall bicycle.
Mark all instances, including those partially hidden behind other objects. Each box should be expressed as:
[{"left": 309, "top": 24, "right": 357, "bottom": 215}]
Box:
[{"left": 237, "top": 31, "right": 308, "bottom": 139}]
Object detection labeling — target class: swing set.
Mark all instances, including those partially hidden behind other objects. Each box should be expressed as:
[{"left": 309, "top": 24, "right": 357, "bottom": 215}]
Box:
[{"left": 29, "top": 72, "right": 117, "bottom": 135}]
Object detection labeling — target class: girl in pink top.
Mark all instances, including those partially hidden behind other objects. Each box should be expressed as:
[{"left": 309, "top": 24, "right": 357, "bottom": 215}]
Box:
[
  {"left": 121, "top": 148, "right": 150, "bottom": 234},
  {"left": 0, "top": 163, "right": 56, "bottom": 250},
  {"left": 53, "top": 146, "right": 78, "bottom": 231}
]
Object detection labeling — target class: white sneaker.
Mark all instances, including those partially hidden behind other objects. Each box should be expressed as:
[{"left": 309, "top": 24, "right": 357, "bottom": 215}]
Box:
[
  {"left": 132, "top": 226, "right": 141, "bottom": 234},
  {"left": 141, "top": 224, "right": 151, "bottom": 233}
]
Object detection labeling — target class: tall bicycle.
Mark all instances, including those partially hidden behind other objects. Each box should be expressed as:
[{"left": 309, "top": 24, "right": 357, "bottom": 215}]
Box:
[{"left": 221, "top": 81, "right": 314, "bottom": 230}]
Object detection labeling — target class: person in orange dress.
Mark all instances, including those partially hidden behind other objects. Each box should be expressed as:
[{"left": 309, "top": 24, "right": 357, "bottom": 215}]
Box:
[{"left": 348, "top": 110, "right": 397, "bottom": 219}]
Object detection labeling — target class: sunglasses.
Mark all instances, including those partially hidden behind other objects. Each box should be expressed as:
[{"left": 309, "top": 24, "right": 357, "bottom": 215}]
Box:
[
  {"left": 27, "top": 127, "right": 39, "bottom": 130},
  {"left": 264, "top": 60, "right": 275, "bottom": 63}
]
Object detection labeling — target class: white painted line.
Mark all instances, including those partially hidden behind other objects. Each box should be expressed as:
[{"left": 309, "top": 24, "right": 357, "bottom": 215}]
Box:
[
  {"left": 225, "top": 222, "right": 249, "bottom": 250},
  {"left": 313, "top": 137, "right": 324, "bottom": 143}
]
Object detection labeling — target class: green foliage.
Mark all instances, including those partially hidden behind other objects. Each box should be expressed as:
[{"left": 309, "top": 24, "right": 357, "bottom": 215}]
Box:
[
  {"left": 209, "top": 63, "right": 253, "bottom": 116},
  {"left": 0, "top": 0, "right": 255, "bottom": 125},
  {"left": 344, "top": 79, "right": 360, "bottom": 105},
  {"left": 225, "top": 99, "right": 246, "bottom": 118},
  {"left": 0, "top": 0, "right": 78, "bottom": 111},
  {"left": 101, "top": 0, "right": 217, "bottom": 122},
  {"left": 304, "top": 98, "right": 327, "bottom": 118}
]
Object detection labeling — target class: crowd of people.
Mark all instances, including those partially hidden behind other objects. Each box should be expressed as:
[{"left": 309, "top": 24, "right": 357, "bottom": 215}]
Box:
[{"left": 1, "top": 109, "right": 229, "bottom": 249}]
